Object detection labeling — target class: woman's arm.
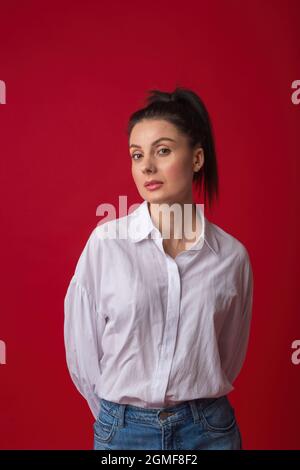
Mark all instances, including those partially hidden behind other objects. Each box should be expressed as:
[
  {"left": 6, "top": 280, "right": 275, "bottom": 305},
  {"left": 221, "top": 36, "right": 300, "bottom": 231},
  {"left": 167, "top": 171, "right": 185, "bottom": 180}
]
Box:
[
  {"left": 218, "top": 247, "right": 254, "bottom": 384},
  {"left": 64, "top": 275, "right": 105, "bottom": 420}
]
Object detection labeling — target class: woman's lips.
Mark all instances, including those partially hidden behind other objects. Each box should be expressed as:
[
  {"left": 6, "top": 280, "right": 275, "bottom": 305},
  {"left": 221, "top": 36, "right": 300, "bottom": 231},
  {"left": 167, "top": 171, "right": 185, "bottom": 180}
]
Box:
[{"left": 145, "top": 182, "right": 163, "bottom": 191}]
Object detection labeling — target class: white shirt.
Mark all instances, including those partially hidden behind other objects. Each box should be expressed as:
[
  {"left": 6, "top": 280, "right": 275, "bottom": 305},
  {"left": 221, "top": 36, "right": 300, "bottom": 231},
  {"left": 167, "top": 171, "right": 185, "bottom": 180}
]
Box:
[{"left": 64, "top": 200, "right": 254, "bottom": 420}]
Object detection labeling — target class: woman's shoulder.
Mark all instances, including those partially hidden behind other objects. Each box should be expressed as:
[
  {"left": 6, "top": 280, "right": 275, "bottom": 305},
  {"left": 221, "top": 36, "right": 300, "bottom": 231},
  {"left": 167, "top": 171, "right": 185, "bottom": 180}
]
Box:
[{"left": 208, "top": 219, "right": 251, "bottom": 264}]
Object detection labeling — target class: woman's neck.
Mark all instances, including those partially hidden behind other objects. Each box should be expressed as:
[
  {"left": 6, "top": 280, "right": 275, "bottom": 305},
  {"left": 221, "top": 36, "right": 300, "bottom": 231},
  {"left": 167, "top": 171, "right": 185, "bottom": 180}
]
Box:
[{"left": 148, "top": 199, "right": 201, "bottom": 245}]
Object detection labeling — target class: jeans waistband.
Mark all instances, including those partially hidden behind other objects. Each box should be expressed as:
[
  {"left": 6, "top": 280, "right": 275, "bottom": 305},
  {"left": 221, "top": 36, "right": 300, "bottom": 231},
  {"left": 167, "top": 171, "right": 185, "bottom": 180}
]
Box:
[{"left": 99, "top": 396, "right": 228, "bottom": 427}]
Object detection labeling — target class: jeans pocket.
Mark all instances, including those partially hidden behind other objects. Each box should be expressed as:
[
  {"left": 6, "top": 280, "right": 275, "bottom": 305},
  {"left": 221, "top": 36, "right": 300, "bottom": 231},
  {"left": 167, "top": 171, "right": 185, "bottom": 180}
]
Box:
[
  {"left": 93, "top": 407, "right": 118, "bottom": 444},
  {"left": 200, "top": 396, "right": 236, "bottom": 433}
]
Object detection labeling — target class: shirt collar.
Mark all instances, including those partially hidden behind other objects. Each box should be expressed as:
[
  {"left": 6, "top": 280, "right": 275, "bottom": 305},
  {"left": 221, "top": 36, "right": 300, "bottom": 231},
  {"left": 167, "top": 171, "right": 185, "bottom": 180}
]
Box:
[{"left": 127, "top": 200, "right": 219, "bottom": 256}]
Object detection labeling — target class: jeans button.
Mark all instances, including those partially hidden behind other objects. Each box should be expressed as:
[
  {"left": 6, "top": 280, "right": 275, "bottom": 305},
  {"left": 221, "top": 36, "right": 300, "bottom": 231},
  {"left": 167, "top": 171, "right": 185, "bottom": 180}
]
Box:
[{"left": 159, "top": 411, "right": 175, "bottom": 421}]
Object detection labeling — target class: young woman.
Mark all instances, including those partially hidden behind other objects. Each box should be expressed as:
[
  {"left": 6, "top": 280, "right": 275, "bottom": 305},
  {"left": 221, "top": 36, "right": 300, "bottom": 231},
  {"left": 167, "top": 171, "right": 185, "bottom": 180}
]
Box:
[{"left": 64, "top": 87, "right": 254, "bottom": 450}]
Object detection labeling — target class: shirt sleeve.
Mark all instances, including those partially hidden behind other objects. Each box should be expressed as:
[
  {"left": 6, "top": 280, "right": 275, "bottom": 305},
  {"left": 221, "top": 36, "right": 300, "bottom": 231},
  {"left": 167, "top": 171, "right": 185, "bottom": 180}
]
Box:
[
  {"left": 64, "top": 274, "right": 105, "bottom": 420},
  {"left": 218, "top": 247, "right": 254, "bottom": 385}
]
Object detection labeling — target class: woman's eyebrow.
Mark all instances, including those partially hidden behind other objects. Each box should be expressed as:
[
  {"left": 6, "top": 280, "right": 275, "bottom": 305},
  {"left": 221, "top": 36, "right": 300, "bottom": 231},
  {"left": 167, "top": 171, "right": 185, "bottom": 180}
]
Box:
[{"left": 129, "top": 137, "right": 177, "bottom": 149}]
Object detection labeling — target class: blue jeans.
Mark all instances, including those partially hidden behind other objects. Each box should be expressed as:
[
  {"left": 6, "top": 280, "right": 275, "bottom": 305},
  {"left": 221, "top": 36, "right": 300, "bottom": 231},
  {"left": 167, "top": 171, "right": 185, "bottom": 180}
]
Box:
[{"left": 93, "top": 395, "right": 243, "bottom": 450}]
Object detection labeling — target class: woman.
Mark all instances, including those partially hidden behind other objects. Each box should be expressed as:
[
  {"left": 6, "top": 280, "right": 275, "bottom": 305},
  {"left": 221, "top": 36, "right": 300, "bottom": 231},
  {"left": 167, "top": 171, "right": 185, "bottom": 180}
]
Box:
[{"left": 64, "top": 87, "right": 254, "bottom": 450}]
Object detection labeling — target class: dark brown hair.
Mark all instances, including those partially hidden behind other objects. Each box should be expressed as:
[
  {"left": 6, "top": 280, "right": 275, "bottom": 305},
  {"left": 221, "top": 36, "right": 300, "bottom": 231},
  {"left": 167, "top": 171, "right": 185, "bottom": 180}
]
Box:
[{"left": 127, "top": 87, "right": 219, "bottom": 209}]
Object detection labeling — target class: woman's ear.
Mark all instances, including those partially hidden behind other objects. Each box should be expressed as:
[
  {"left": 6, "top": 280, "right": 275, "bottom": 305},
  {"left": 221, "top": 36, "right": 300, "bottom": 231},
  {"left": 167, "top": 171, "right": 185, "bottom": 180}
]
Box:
[{"left": 193, "top": 147, "right": 204, "bottom": 172}]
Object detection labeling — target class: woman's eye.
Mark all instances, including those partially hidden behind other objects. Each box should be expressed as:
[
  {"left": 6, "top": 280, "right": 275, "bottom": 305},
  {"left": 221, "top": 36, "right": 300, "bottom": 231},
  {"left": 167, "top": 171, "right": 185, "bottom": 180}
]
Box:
[
  {"left": 131, "top": 148, "right": 170, "bottom": 160},
  {"left": 131, "top": 153, "right": 142, "bottom": 160},
  {"left": 158, "top": 147, "right": 170, "bottom": 155}
]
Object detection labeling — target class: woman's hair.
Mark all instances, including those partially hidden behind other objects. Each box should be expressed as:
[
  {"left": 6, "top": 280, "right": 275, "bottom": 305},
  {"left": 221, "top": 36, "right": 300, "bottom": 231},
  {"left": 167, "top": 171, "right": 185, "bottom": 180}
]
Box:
[{"left": 127, "top": 87, "right": 219, "bottom": 209}]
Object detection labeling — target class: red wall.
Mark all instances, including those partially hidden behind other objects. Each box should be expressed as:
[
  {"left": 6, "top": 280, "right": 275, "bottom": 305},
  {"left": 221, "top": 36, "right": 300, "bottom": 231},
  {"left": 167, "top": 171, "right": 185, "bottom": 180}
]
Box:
[{"left": 0, "top": 0, "right": 299, "bottom": 450}]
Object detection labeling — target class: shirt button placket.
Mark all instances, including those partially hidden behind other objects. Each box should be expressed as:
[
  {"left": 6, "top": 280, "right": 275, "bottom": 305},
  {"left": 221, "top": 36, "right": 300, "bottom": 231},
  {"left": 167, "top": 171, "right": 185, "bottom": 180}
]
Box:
[{"left": 151, "top": 254, "right": 181, "bottom": 404}]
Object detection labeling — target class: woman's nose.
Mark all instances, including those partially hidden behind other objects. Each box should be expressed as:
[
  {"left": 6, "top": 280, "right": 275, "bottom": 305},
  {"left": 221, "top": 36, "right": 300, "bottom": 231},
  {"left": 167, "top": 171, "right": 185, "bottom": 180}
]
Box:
[{"left": 141, "top": 156, "right": 156, "bottom": 174}]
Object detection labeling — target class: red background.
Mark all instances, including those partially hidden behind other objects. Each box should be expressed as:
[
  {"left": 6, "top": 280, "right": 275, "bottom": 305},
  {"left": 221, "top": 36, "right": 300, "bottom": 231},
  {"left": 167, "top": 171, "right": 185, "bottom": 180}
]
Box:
[{"left": 0, "top": 0, "right": 299, "bottom": 450}]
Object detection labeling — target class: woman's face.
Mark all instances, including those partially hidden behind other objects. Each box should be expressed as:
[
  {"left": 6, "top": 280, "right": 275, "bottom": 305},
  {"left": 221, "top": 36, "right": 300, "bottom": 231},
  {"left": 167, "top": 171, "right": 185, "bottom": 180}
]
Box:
[{"left": 129, "top": 119, "right": 204, "bottom": 205}]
